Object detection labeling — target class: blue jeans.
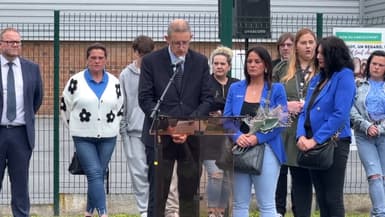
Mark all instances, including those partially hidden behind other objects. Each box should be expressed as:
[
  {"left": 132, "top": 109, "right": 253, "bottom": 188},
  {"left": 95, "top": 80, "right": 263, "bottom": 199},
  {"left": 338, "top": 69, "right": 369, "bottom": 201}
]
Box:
[
  {"left": 355, "top": 132, "right": 385, "bottom": 217},
  {"left": 233, "top": 145, "right": 280, "bottom": 217},
  {"left": 73, "top": 136, "right": 116, "bottom": 216},
  {"left": 203, "top": 160, "right": 231, "bottom": 209}
]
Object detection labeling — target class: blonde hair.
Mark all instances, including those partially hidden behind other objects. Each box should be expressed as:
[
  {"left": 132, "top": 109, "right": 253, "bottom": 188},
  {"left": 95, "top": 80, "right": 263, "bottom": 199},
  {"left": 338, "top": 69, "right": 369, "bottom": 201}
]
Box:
[
  {"left": 210, "top": 46, "right": 233, "bottom": 66},
  {"left": 282, "top": 28, "right": 317, "bottom": 83}
]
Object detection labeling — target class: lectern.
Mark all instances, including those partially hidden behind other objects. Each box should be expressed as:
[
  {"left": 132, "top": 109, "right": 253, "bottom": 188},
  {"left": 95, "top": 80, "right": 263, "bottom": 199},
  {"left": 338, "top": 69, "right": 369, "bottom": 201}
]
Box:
[{"left": 150, "top": 115, "right": 242, "bottom": 217}]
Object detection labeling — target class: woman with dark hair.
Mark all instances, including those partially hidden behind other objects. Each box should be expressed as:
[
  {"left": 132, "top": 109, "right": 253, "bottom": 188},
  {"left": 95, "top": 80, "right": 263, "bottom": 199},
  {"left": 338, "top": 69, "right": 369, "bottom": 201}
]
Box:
[
  {"left": 224, "top": 46, "right": 287, "bottom": 217},
  {"left": 296, "top": 36, "right": 355, "bottom": 217},
  {"left": 351, "top": 50, "right": 385, "bottom": 217}
]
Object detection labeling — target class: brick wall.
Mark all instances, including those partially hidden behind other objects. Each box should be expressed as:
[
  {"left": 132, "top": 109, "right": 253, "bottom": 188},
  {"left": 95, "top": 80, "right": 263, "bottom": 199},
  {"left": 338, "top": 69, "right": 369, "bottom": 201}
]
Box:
[{"left": 19, "top": 41, "right": 276, "bottom": 115}]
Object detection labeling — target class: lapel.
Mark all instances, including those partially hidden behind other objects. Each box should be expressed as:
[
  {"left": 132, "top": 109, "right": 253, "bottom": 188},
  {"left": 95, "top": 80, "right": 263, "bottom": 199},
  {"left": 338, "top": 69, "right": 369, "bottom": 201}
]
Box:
[
  {"left": 0, "top": 59, "right": 3, "bottom": 94},
  {"left": 233, "top": 81, "right": 247, "bottom": 115},
  {"left": 233, "top": 81, "right": 269, "bottom": 115},
  {"left": 178, "top": 51, "right": 191, "bottom": 95},
  {"left": 166, "top": 50, "right": 191, "bottom": 96},
  {"left": 20, "top": 58, "right": 29, "bottom": 99},
  {"left": 313, "top": 74, "right": 335, "bottom": 105}
]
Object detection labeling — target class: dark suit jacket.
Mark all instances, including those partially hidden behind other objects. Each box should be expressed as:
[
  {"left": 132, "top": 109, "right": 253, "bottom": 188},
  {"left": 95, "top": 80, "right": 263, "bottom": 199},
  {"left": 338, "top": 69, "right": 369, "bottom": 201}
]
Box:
[
  {"left": 0, "top": 57, "right": 44, "bottom": 149},
  {"left": 138, "top": 47, "right": 213, "bottom": 148}
]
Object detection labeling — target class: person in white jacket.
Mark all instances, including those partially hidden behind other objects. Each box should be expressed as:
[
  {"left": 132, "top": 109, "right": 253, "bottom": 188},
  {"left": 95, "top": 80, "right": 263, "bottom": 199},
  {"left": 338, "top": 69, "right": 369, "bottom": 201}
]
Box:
[{"left": 61, "top": 43, "right": 123, "bottom": 217}]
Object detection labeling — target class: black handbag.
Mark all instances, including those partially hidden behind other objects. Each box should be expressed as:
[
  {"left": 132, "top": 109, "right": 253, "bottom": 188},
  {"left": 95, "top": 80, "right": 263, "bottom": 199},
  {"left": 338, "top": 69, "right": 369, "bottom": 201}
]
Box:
[
  {"left": 297, "top": 138, "right": 337, "bottom": 170},
  {"left": 232, "top": 144, "right": 265, "bottom": 175},
  {"left": 231, "top": 87, "right": 272, "bottom": 175},
  {"left": 297, "top": 80, "right": 342, "bottom": 170},
  {"left": 215, "top": 138, "right": 234, "bottom": 170},
  {"left": 68, "top": 152, "right": 85, "bottom": 175}
]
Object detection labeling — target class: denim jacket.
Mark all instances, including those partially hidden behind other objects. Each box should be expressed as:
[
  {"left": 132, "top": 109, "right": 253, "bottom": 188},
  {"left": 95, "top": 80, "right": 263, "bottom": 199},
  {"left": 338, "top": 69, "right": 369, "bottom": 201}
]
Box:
[{"left": 350, "top": 80, "right": 385, "bottom": 136}]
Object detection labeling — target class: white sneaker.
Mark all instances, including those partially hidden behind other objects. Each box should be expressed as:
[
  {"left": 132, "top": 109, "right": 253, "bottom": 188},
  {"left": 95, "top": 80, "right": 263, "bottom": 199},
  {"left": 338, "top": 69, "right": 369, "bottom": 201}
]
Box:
[
  {"left": 277, "top": 214, "right": 283, "bottom": 217},
  {"left": 140, "top": 212, "right": 148, "bottom": 217}
]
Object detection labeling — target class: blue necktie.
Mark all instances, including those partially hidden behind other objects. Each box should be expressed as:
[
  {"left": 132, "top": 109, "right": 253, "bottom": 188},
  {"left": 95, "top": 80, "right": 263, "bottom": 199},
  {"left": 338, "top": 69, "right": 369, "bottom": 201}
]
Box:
[{"left": 7, "top": 62, "right": 16, "bottom": 122}]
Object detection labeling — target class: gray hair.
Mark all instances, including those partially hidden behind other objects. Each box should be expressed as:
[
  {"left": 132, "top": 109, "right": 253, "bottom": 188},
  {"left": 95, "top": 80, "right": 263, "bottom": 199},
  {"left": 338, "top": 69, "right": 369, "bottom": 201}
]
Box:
[{"left": 167, "top": 19, "right": 191, "bottom": 36}]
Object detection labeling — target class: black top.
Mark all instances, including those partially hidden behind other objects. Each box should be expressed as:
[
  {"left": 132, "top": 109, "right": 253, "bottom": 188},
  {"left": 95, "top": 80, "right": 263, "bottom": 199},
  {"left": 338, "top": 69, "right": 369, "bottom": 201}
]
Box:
[
  {"left": 210, "top": 74, "right": 239, "bottom": 111},
  {"left": 240, "top": 101, "right": 260, "bottom": 134}
]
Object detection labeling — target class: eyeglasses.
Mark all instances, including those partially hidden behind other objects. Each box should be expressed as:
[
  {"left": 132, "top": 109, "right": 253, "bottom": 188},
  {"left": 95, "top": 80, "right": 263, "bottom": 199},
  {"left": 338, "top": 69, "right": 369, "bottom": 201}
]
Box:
[
  {"left": 171, "top": 40, "right": 190, "bottom": 47},
  {"left": 1, "top": 40, "right": 22, "bottom": 46}
]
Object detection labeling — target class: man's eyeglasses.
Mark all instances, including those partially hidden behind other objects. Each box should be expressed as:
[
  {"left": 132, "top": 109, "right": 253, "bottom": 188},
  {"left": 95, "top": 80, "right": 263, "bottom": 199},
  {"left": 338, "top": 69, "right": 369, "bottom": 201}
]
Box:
[
  {"left": 1, "top": 40, "right": 22, "bottom": 46},
  {"left": 171, "top": 40, "right": 190, "bottom": 47}
]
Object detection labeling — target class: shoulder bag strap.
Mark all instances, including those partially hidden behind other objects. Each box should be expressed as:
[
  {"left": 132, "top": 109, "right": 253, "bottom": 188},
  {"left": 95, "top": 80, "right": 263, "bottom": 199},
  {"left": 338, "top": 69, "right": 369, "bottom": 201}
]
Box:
[{"left": 264, "top": 86, "right": 272, "bottom": 112}]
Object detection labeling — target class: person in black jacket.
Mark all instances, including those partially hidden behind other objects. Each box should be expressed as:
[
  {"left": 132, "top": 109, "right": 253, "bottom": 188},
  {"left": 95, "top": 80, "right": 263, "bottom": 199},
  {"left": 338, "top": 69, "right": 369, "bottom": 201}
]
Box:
[
  {"left": 138, "top": 19, "right": 213, "bottom": 217},
  {"left": 203, "top": 46, "right": 238, "bottom": 217}
]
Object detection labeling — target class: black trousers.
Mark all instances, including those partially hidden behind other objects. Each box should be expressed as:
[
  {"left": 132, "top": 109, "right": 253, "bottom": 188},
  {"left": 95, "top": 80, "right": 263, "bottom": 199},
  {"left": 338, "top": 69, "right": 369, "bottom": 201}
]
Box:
[
  {"left": 310, "top": 140, "right": 350, "bottom": 217},
  {"left": 276, "top": 165, "right": 313, "bottom": 217},
  {"left": 0, "top": 126, "right": 32, "bottom": 217},
  {"left": 146, "top": 136, "right": 201, "bottom": 217}
]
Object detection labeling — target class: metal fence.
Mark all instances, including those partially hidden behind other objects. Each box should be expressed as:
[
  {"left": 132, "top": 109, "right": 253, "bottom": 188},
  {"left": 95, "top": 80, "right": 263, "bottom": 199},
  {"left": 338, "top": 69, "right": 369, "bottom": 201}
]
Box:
[{"left": 1, "top": 9, "right": 384, "bottom": 213}]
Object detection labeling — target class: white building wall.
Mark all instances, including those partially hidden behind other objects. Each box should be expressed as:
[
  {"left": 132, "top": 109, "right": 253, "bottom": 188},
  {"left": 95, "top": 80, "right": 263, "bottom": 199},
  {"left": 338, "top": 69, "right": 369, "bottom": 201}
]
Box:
[
  {"left": 272, "top": 0, "right": 359, "bottom": 15},
  {"left": 0, "top": 0, "right": 361, "bottom": 23},
  {"left": 363, "top": 0, "right": 385, "bottom": 17},
  {"left": 2, "top": 0, "right": 381, "bottom": 40}
]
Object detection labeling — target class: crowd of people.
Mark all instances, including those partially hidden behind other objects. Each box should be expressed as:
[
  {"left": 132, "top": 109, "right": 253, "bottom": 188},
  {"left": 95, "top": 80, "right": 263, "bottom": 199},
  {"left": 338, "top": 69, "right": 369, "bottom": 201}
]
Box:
[{"left": 0, "top": 18, "right": 383, "bottom": 217}]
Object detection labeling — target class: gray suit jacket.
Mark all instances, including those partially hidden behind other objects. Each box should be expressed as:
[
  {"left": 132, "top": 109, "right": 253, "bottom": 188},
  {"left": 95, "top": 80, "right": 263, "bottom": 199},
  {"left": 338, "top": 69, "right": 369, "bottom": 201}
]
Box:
[{"left": 0, "top": 57, "right": 44, "bottom": 149}]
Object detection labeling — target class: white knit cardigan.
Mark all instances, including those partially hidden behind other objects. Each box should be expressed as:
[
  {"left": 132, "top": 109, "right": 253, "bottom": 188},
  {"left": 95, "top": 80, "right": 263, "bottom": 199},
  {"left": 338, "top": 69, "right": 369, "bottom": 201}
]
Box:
[{"left": 60, "top": 70, "right": 124, "bottom": 138}]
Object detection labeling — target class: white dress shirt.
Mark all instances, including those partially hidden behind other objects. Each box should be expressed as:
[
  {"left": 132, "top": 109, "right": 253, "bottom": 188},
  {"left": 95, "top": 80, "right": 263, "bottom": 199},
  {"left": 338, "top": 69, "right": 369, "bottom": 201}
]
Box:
[{"left": 1, "top": 55, "right": 25, "bottom": 125}]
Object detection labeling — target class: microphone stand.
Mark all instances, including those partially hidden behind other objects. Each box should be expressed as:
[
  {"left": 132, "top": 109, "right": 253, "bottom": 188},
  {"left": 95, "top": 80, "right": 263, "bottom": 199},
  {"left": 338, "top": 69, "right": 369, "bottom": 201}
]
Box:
[{"left": 150, "top": 64, "right": 180, "bottom": 166}]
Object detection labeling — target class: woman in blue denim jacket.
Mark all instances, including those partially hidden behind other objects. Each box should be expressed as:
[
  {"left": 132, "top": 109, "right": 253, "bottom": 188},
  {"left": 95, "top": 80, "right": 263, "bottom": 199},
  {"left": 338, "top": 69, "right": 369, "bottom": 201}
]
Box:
[
  {"left": 224, "top": 46, "right": 287, "bottom": 217},
  {"left": 351, "top": 50, "right": 385, "bottom": 217},
  {"left": 296, "top": 36, "right": 356, "bottom": 217}
]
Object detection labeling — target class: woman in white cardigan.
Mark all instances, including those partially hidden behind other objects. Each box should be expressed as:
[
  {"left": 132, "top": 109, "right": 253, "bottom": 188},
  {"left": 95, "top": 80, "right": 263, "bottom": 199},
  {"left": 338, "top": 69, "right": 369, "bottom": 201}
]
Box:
[{"left": 61, "top": 43, "right": 123, "bottom": 217}]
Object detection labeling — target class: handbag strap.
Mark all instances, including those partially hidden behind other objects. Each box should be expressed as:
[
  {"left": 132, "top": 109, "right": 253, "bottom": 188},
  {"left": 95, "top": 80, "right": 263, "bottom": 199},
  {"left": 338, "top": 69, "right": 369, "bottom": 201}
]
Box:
[{"left": 264, "top": 86, "right": 272, "bottom": 112}]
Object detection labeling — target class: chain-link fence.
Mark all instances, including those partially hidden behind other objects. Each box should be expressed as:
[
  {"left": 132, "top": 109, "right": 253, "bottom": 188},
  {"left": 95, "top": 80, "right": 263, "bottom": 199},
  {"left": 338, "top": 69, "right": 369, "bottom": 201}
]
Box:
[{"left": 0, "top": 9, "right": 384, "bottom": 212}]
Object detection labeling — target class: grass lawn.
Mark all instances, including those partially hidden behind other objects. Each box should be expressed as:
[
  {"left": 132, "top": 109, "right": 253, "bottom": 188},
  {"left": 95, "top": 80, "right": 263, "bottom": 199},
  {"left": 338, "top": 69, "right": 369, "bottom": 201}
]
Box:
[{"left": 28, "top": 211, "right": 369, "bottom": 217}]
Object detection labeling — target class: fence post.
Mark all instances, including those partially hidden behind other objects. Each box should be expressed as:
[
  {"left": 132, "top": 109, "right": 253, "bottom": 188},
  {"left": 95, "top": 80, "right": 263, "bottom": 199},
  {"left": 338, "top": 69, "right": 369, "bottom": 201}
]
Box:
[
  {"left": 316, "top": 13, "right": 323, "bottom": 39},
  {"left": 53, "top": 10, "right": 60, "bottom": 216},
  {"left": 219, "top": 0, "right": 233, "bottom": 48},
  {"left": 315, "top": 12, "right": 323, "bottom": 212}
]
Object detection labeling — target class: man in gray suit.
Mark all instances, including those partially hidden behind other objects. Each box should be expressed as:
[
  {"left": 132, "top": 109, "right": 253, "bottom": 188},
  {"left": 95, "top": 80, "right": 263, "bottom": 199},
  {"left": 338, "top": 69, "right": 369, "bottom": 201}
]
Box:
[{"left": 0, "top": 27, "right": 43, "bottom": 217}]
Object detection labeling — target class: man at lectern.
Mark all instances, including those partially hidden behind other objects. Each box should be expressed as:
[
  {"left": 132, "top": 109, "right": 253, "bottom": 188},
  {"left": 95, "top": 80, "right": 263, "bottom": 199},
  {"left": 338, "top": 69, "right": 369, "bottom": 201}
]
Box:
[{"left": 138, "top": 18, "right": 213, "bottom": 217}]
